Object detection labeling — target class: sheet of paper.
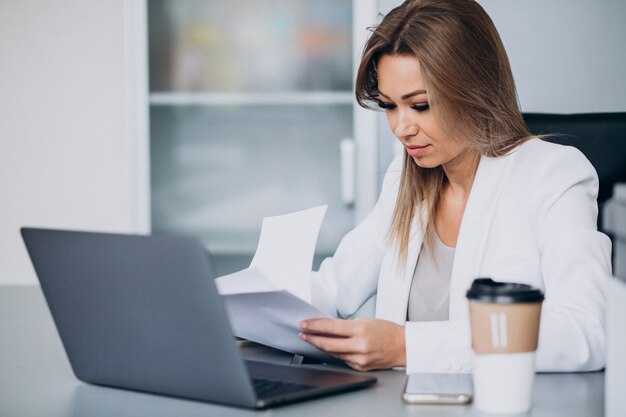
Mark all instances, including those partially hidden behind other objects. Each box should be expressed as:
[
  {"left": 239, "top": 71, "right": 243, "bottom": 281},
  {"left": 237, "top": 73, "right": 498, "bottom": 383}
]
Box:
[
  {"left": 250, "top": 205, "right": 327, "bottom": 303},
  {"left": 220, "top": 289, "right": 338, "bottom": 363},
  {"left": 215, "top": 267, "right": 276, "bottom": 295},
  {"left": 214, "top": 205, "right": 337, "bottom": 361}
]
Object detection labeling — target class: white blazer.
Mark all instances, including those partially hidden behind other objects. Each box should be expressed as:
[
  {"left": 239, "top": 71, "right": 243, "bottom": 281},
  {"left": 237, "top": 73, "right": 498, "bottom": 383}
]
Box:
[{"left": 311, "top": 138, "right": 612, "bottom": 374}]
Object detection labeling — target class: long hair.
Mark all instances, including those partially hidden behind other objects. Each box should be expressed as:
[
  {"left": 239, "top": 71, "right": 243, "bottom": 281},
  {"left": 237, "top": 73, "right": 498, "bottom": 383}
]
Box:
[{"left": 355, "top": 0, "right": 532, "bottom": 262}]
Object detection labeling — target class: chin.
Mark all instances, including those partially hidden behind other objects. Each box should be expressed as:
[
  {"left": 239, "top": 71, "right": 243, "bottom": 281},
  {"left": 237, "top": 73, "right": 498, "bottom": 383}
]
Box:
[{"left": 410, "top": 156, "right": 441, "bottom": 169}]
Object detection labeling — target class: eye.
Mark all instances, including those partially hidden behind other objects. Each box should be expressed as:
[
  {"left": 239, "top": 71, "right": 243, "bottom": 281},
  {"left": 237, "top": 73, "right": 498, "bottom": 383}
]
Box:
[
  {"left": 412, "top": 103, "right": 430, "bottom": 112},
  {"left": 376, "top": 100, "right": 396, "bottom": 110}
]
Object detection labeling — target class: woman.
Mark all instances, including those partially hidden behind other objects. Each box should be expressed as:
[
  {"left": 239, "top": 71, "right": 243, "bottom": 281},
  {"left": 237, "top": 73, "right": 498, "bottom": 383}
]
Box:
[{"left": 299, "top": 0, "right": 611, "bottom": 373}]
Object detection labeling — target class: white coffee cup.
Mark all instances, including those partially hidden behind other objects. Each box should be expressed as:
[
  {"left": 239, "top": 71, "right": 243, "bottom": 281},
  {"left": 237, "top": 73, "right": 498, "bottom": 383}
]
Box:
[{"left": 466, "top": 278, "right": 544, "bottom": 414}]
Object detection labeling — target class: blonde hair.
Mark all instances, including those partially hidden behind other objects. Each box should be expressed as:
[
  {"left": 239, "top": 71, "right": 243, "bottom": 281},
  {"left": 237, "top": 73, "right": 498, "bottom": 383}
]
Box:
[{"left": 355, "top": 0, "right": 532, "bottom": 261}]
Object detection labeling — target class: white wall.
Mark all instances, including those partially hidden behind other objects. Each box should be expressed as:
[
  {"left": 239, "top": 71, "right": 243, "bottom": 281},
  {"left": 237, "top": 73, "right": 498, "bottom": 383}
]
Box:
[
  {"left": 0, "top": 0, "right": 148, "bottom": 285},
  {"left": 480, "top": 0, "right": 626, "bottom": 113}
]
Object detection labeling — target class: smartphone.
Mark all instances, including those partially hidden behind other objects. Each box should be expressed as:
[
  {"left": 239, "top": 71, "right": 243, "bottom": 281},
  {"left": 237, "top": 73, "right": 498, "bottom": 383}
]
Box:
[{"left": 402, "top": 373, "right": 473, "bottom": 404}]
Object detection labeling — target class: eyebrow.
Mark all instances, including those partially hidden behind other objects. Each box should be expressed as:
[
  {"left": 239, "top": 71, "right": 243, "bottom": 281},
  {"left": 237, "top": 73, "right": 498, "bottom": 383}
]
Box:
[{"left": 378, "top": 89, "right": 427, "bottom": 100}]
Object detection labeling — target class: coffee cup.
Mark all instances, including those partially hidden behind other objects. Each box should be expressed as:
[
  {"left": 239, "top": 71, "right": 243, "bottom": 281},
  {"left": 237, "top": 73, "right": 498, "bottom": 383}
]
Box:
[{"left": 466, "top": 278, "right": 544, "bottom": 414}]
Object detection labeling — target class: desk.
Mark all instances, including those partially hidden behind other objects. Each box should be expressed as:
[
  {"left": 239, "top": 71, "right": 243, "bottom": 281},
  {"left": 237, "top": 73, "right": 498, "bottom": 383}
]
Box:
[{"left": 0, "top": 286, "right": 603, "bottom": 417}]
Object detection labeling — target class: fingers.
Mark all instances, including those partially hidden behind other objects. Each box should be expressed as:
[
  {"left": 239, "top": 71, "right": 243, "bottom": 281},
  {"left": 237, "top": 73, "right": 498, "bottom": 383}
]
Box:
[
  {"left": 299, "top": 318, "right": 359, "bottom": 337},
  {"left": 299, "top": 318, "right": 406, "bottom": 372},
  {"left": 299, "top": 332, "right": 361, "bottom": 354}
]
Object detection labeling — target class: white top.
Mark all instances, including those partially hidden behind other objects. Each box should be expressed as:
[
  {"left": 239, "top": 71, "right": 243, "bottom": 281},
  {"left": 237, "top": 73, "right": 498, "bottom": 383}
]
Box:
[{"left": 407, "top": 233, "right": 455, "bottom": 322}]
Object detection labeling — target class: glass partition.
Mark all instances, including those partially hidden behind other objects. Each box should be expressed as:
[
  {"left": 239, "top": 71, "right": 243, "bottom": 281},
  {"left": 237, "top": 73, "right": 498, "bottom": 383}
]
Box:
[{"left": 149, "top": 0, "right": 354, "bottom": 275}]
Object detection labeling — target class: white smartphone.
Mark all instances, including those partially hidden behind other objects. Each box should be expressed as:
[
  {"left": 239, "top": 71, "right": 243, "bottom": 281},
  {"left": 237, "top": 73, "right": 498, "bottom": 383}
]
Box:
[{"left": 402, "top": 373, "right": 473, "bottom": 404}]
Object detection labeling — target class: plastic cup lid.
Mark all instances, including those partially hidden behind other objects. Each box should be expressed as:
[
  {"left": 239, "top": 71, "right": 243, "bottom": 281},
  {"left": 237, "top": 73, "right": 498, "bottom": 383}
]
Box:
[{"left": 466, "top": 278, "right": 544, "bottom": 304}]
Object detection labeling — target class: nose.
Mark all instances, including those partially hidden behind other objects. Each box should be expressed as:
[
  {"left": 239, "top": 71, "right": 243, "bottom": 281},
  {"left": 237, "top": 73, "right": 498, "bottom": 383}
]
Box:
[{"left": 393, "top": 111, "right": 418, "bottom": 140}]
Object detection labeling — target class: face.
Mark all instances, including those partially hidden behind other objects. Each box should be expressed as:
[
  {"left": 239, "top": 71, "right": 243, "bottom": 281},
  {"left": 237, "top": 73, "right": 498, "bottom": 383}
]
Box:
[{"left": 376, "top": 54, "right": 472, "bottom": 170}]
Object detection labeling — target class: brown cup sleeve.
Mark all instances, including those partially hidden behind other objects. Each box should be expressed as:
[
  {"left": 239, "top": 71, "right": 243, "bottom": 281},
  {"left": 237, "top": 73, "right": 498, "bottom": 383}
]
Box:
[{"left": 469, "top": 302, "right": 542, "bottom": 355}]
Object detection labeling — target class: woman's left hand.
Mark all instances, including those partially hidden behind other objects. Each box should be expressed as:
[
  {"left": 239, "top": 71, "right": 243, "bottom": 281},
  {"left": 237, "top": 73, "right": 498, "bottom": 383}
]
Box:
[{"left": 299, "top": 317, "right": 406, "bottom": 371}]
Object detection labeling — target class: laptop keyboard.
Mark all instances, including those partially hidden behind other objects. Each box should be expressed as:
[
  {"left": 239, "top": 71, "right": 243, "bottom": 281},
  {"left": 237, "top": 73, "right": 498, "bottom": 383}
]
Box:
[{"left": 252, "top": 377, "right": 315, "bottom": 398}]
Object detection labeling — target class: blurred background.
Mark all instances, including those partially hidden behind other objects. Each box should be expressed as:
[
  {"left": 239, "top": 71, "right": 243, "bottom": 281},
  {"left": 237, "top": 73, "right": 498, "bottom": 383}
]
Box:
[
  {"left": 1, "top": 0, "right": 626, "bottom": 284},
  {"left": 148, "top": 0, "right": 359, "bottom": 273}
]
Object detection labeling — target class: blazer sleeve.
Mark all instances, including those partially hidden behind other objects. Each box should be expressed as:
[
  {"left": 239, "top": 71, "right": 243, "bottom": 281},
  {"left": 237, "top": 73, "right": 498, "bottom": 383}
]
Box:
[
  {"left": 530, "top": 146, "right": 612, "bottom": 372},
  {"left": 405, "top": 320, "right": 473, "bottom": 373},
  {"left": 310, "top": 155, "right": 403, "bottom": 318}
]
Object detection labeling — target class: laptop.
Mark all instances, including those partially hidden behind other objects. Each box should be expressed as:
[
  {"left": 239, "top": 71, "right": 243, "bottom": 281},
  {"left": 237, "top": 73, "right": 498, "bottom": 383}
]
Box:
[{"left": 21, "top": 228, "right": 376, "bottom": 409}]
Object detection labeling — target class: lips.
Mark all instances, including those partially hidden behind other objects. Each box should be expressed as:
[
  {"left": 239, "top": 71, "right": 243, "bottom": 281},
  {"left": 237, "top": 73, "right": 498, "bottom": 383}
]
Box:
[{"left": 405, "top": 144, "right": 430, "bottom": 157}]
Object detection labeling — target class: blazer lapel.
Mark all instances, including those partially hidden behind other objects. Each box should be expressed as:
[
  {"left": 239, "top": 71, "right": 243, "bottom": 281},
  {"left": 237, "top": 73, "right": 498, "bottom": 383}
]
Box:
[
  {"left": 375, "top": 210, "right": 423, "bottom": 324},
  {"left": 448, "top": 153, "right": 515, "bottom": 320}
]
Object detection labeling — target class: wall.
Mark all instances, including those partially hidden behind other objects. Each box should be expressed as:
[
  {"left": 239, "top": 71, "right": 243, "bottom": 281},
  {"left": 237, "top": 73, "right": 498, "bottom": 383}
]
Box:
[
  {"left": 480, "top": 0, "right": 626, "bottom": 113},
  {"left": 0, "top": 0, "right": 148, "bottom": 285}
]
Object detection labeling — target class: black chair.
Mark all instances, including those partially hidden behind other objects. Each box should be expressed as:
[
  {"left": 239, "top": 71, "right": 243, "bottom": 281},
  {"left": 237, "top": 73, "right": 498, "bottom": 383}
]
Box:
[{"left": 523, "top": 112, "right": 626, "bottom": 230}]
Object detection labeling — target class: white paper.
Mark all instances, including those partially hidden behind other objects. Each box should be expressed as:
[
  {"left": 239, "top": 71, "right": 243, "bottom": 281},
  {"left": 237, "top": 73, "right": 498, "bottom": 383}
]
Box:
[
  {"left": 215, "top": 267, "right": 276, "bottom": 295},
  {"left": 222, "top": 289, "right": 336, "bottom": 362},
  {"left": 250, "top": 205, "right": 327, "bottom": 303},
  {"left": 215, "top": 205, "right": 337, "bottom": 362}
]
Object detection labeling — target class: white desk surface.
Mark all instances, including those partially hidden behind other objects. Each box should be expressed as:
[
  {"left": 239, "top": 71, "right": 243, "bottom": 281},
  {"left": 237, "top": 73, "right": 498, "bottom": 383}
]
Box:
[{"left": 0, "top": 285, "right": 604, "bottom": 417}]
